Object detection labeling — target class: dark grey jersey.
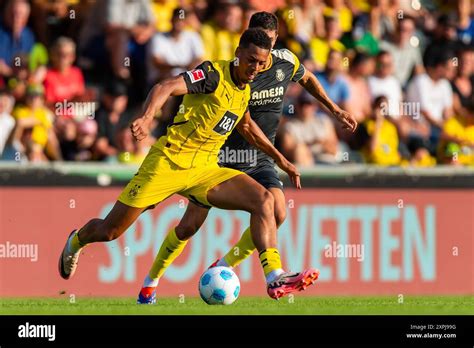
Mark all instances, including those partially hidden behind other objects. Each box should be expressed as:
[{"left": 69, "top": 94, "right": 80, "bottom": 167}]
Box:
[{"left": 220, "top": 49, "right": 306, "bottom": 172}]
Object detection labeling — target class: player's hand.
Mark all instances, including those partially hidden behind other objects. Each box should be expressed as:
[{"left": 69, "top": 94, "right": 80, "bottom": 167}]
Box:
[
  {"left": 276, "top": 157, "right": 301, "bottom": 189},
  {"left": 130, "top": 116, "right": 153, "bottom": 141},
  {"left": 333, "top": 108, "right": 357, "bottom": 132}
]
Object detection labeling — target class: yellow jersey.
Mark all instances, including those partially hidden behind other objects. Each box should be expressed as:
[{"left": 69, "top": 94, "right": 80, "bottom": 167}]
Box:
[
  {"left": 200, "top": 22, "right": 240, "bottom": 61},
  {"left": 154, "top": 60, "right": 250, "bottom": 169},
  {"left": 309, "top": 38, "right": 346, "bottom": 69},
  {"left": 439, "top": 115, "right": 474, "bottom": 165},
  {"left": 362, "top": 118, "right": 401, "bottom": 166},
  {"left": 13, "top": 105, "right": 53, "bottom": 148}
]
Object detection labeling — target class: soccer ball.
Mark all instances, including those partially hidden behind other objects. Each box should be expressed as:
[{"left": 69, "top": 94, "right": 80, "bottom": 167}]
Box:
[{"left": 199, "top": 266, "right": 240, "bottom": 305}]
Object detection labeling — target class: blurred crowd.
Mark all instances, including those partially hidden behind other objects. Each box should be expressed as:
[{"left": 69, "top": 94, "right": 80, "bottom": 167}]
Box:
[{"left": 0, "top": 0, "right": 473, "bottom": 167}]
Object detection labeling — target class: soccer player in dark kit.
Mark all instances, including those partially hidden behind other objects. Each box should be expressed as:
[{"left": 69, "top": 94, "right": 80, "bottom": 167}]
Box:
[{"left": 136, "top": 12, "right": 357, "bottom": 303}]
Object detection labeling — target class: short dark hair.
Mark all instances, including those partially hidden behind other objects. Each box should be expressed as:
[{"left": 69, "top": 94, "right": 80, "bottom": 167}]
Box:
[
  {"left": 425, "top": 50, "right": 454, "bottom": 68},
  {"left": 373, "top": 95, "right": 388, "bottom": 108},
  {"left": 0, "top": 88, "right": 10, "bottom": 97},
  {"left": 104, "top": 79, "right": 128, "bottom": 97},
  {"left": 466, "top": 99, "right": 474, "bottom": 113},
  {"left": 172, "top": 8, "right": 186, "bottom": 19},
  {"left": 352, "top": 51, "right": 371, "bottom": 67},
  {"left": 376, "top": 50, "right": 391, "bottom": 59},
  {"left": 239, "top": 28, "right": 272, "bottom": 50},
  {"left": 249, "top": 11, "right": 278, "bottom": 31}
]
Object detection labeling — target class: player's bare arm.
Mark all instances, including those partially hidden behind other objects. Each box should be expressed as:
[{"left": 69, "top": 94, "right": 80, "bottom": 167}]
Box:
[
  {"left": 298, "top": 70, "right": 358, "bottom": 132},
  {"left": 236, "top": 110, "right": 301, "bottom": 189},
  {"left": 131, "top": 75, "right": 188, "bottom": 141}
]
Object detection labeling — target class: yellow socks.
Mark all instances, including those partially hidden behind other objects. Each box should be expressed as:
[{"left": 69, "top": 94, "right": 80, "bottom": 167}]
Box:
[
  {"left": 69, "top": 230, "right": 85, "bottom": 253},
  {"left": 149, "top": 228, "right": 188, "bottom": 280},
  {"left": 259, "top": 248, "right": 283, "bottom": 277},
  {"left": 223, "top": 227, "right": 256, "bottom": 267},
  {"left": 221, "top": 229, "right": 285, "bottom": 282}
]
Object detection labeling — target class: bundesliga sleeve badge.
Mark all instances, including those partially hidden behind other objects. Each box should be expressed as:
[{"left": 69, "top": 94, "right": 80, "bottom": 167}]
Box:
[{"left": 187, "top": 69, "right": 205, "bottom": 83}]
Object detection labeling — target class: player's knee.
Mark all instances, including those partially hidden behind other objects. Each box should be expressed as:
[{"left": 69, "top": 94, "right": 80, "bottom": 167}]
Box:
[
  {"left": 254, "top": 190, "right": 274, "bottom": 217},
  {"left": 274, "top": 207, "right": 287, "bottom": 227},
  {"left": 175, "top": 223, "right": 198, "bottom": 241},
  {"left": 102, "top": 224, "right": 123, "bottom": 242}
]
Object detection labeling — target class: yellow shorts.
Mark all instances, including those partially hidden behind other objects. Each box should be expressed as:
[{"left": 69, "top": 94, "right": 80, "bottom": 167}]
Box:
[{"left": 118, "top": 146, "right": 243, "bottom": 209}]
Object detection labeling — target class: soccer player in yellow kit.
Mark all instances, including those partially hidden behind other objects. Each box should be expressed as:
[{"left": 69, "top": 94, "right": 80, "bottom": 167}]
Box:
[
  {"left": 138, "top": 12, "right": 357, "bottom": 303},
  {"left": 58, "top": 29, "right": 319, "bottom": 301}
]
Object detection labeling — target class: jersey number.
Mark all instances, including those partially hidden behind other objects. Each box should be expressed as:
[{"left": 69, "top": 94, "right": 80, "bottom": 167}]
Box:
[{"left": 213, "top": 111, "right": 238, "bottom": 135}]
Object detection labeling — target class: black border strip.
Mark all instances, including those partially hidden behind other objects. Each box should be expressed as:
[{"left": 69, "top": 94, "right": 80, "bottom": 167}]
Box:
[{"left": 0, "top": 315, "right": 472, "bottom": 347}]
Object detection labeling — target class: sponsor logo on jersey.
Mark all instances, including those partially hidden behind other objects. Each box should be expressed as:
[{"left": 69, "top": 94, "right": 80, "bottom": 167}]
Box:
[
  {"left": 251, "top": 86, "right": 285, "bottom": 100},
  {"left": 213, "top": 111, "right": 238, "bottom": 135},
  {"left": 187, "top": 69, "right": 205, "bottom": 83},
  {"left": 250, "top": 86, "right": 285, "bottom": 106}
]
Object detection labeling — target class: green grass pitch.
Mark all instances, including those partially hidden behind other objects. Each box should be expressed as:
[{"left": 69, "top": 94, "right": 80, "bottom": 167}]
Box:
[{"left": 1, "top": 296, "right": 473, "bottom": 315}]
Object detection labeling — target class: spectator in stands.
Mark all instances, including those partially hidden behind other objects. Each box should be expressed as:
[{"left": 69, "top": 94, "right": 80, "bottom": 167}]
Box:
[
  {"left": 368, "top": 50, "right": 402, "bottom": 120},
  {"left": 360, "top": 96, "right": 401, "bottom": 166},
  {"left": 242, "top": 3, "right": 258, "bottom": 30},
  {"left": 0, "top": 0, "right": 35, "bottom": 79},
  {"left": 60, "top": 118, "right": 98, "bottom": 161},
  {"left": 379, "top": 16, "right": 424, "bottom": 87},
  {"left": 281, "top": 93, "right": 341, "bottom": 166},
  {"left": 407, "top": 137, "right": 437, "bottom": 167},
  {"left": 274, "top": 8, "right": 311, "bottom": 61},
  {"left": 30, "top": 0, "right": 78, "bottom": 46},
  {"left": 148, "top": 7, "right": 204, "bottom": 134},
  {"left": 79, "top": 0, "right": 155, "bottom": 80},
  {"left": 280, "top": 0, "right": 325, "bottom": 43},
  {"left": 93, "top": 80, "right": 130, "bottom": 161},
  {"left": 457, "top": 0, "right": 474, "bottom": 45},
  {"left": 0, "top": 89, "right": 15, "bottom": 158},
  {"left": 368, "top": 0, "right": 398, "bottom": 41},
  {"left": 75, "top": 119, "right": 98, "bottom": 161},
  {"left": 44, "top": 37, "right": 85, "bottom": 107},
  {"left": 309, "top": 15, "right": 345, "bottom": 72},
  {"left": 315, "top": 49, "right": 350, "bottom": 110},
  {"left": 200, "top": 0, "right": 242, "bottom": 61},
  {"left": 188, "top": 0, "right": 209, "bottom": 30},
  {"left": 424, "top": 14, "right": 462, "bottom": 69},
  {"left": 345, "top": 52, "right": 373, "bottom": 123},
  {"left": 451, "top": 47, "right": 474, "bottom": 119},
  {"left": 148, "top": 8, "right": 204, "bottom": 85},
  {"left": 0, "top": 0, "right": 465, "bottom": 169},
  {"left": 7, "top": 52, "right": 29, "bottom": 103},
  {"left": 323, "top": 0, "right": 352, "bottom": 33},
  {"left": 341, "top": 15, "right": 379, "bottom": 56},
  {"left": 12, "top": 84, "right": 62, "bottom": 161},
  {"left": 406, "top": 51, "right": 454, "bottom": 154},
  {"left": 151, "top": 0, "right": 178, "bottom": 33},
  {"left": 116, "top": 123, "right": 153, "bottom": 165},
  {"left": 438, "top": 101, "right": 474, "bottom": 166}
]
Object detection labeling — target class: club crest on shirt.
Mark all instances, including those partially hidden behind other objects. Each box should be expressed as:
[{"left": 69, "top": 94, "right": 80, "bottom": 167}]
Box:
[
  {"left": 187, "top": 69, "right": 205, "bottom": 83},
  {"left": 128, "top": 184, "right": 141, "bottom": 198},
  {"left": 276, "top": 69, "right": 285, "bottom": 81}
]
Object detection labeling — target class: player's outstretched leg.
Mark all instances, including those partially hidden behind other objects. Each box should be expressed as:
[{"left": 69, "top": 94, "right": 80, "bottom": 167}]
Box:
[
  {"left": 211, "top": 188, "right": 287, "bottom": 269},
  {"left": 59, "top": 201, "right": 145, "bottom": 280},
  {"left": 206, "top": 175, "right": 319, "bottom": 300},
  {"left": 137, "top": 204, "right": 209, "bottom": 304}
]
